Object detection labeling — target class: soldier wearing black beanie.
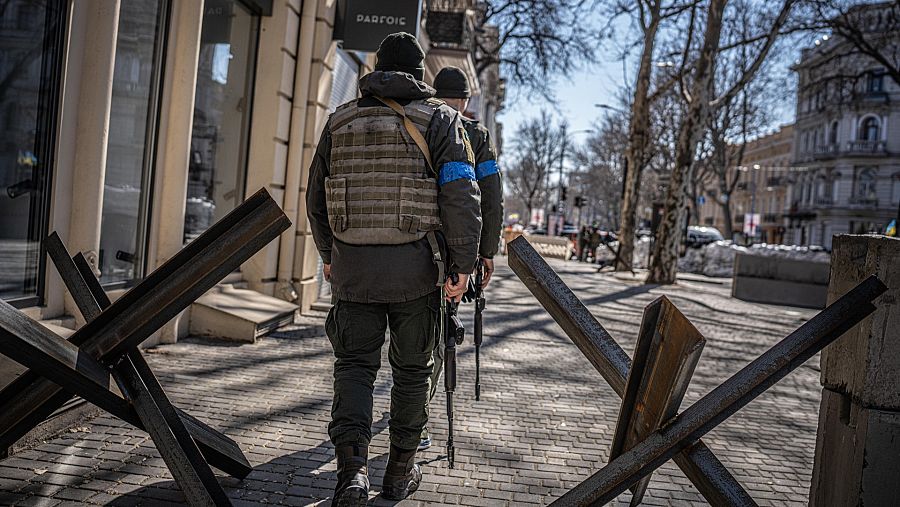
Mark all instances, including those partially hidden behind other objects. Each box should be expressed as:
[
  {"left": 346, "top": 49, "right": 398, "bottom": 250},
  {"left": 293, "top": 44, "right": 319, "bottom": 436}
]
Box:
[
  {"left": 374, "top": 32, "right": 426, "bottom": 80},
  {"left": 307, "top": 33, "right": 481, "bottom": 506}
]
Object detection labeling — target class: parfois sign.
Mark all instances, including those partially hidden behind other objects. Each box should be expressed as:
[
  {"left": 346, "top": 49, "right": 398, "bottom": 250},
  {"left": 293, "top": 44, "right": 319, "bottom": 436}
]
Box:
[{"left": 335, "top": 0, "right": 422, "bottom": 52}]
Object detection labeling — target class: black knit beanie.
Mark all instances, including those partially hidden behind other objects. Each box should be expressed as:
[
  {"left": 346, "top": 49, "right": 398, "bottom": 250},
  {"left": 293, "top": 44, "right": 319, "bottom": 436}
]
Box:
[
  {"left": 374, "top": 32, "right": 426, "bottom": 81},
  {"left": 434, "top": 66, "right": 470, "bottom": 98}
]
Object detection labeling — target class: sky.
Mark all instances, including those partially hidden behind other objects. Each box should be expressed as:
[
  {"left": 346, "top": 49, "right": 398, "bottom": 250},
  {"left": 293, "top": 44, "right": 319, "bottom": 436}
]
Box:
[
  {"left": 497, "top": 61, "right": 627, "bottom": 152},
  {"left": 495, "top": 18, "right": 805, "bottom": 160}
]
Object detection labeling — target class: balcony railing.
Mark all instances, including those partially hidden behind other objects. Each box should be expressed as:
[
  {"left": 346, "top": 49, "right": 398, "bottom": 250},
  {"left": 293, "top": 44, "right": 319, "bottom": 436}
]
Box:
[
  {"left": 812, "top": 144, "right": 839, "bottom": 160},
  {"left": 803, "top": 140, "right": 887, "bottom": 160},
  {"left": 848, "top": 196, "right": 879, "bottom": 208},
  {"left": 814, "top": 197, "right": 834, "bottom": 207},
  {"left": 845, "top": 140, "right": 887, "bottom": 156},
  {"left": 427, "top": 0, "right": 475, "bottom": 10}
]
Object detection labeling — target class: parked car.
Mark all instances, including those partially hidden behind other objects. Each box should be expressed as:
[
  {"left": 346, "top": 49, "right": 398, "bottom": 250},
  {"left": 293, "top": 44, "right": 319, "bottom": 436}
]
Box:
[{"left": 685, "top": 226, "right": 724, "bottom": 248}]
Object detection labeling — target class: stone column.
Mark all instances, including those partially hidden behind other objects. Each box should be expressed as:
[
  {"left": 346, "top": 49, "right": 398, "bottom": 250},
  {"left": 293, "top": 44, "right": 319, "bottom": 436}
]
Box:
[{"left": 810, "top": 235, "right": 900, "bottom": 506}]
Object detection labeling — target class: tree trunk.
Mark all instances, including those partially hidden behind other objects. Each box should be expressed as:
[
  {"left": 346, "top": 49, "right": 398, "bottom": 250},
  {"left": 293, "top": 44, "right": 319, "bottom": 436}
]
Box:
[
  {"left": 647, "top": 0, "right": 726, "bottom": 284},
  {"left": 720, "top": 196, "right": 734, "bottom": 239},
  {"left": 617, "top": 2, "right": 661, "bottom": 272}
]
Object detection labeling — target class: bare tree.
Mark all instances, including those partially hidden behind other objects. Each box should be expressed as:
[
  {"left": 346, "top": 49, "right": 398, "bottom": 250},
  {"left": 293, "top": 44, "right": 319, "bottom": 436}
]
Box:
[
  {"left": 693, "top": 5, "right": 789, "bottom": 239},
  {"left": 472, "top": 0, "right": 601, "bottom": 98},
  {"left": 504, "top": 111, "right": 566, "bottom": 223},
  {"left": 612, "top": 0, "right": 699, "bottom": 272},
  {"left": 797, "top": 1, "right": 900, "bottom": 86},
  {"left": 646, "top": 0, "right": 796, "bottom": 284},
  {"left": 571, "top": 112, "right": 628, "bottom": 229}
]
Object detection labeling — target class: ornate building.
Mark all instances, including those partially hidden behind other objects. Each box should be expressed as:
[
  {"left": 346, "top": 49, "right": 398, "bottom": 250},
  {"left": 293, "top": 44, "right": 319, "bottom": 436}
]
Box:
[{"left": 786, "top": 3, "right": 900, "bottom": 249}]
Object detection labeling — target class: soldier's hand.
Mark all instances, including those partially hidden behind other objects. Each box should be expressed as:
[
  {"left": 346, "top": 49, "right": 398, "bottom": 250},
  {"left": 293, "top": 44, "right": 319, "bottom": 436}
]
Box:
[
  {"left": 444, "top": 274, "right": 469, "bottom": 302},
  {"left": 481, "top": 258, "right": 495, "bottom": 288},
  {"left": 323, "top": 263, "right": 332, "bottom": 282}
]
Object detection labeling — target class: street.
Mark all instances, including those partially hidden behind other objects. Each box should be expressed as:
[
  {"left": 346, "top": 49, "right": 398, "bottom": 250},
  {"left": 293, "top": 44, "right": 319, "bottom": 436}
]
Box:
[{"left": 0, "top": 256, "right": 820, "bottom": 506}]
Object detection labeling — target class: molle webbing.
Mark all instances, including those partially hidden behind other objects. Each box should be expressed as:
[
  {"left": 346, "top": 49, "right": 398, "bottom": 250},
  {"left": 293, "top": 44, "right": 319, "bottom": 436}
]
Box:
[{"left": 325, "top": 99, "right": 443, "bottom": 246}]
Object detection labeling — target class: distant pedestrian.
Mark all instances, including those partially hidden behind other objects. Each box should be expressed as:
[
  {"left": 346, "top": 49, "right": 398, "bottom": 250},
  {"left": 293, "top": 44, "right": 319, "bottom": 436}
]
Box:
[
  {"left": 578, "top": 225, "right": 590, "bottom": 262},
  {"left": 589, "top": 226, "right": 602, "bottom": 263}
]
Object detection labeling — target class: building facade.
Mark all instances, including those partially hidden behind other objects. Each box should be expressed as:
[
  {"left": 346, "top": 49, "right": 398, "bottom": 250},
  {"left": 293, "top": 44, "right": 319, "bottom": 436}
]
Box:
[
  {"left": 785, "top": 4, "right": 900, "bottom": 249},
  {"left": 0, "top": 0, "right": 502, "bottom": 348},
  {"left": 698, "top": 125, "right": 796, "bottom": 244},
  {"left": 698, "top": 4, "right": 900, "bottom": 249}
]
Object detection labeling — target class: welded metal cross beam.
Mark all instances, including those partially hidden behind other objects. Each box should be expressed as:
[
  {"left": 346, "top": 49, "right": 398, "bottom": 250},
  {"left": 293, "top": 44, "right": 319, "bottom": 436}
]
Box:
[
  {"left": 0, "top": 304, "right": 232, "bottom": 506},
  {"left": 46, "top": 233, "right": 236, "bottom": 505},
  {"left": 507, "top": 236, "right": 755, "bottom": 506},
  {"left": 0, "top": 189, "right": 290, "bottom": 452},
  {"left": 610, "top": 296, "right": 705, "bottom": 506},
  {"left": 550, "top": 275, "right": 886, "bottom": 506}
]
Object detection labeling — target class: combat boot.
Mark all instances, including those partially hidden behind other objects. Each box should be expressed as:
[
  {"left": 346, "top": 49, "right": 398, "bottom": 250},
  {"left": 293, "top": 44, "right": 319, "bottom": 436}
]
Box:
[
  {"left": 334, "top": 445, "right": 369, "bottom": 506},
  {"left": 381, "top": 444, "right": 422, "bottom": 500}
]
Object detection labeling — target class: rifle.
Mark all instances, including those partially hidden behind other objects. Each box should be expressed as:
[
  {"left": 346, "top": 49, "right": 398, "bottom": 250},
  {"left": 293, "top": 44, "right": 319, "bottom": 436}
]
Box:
[
  {"left": 473, "top": 260, "right": 485, "bottom": 401},
  {"left": 444, "top": 273, "right": 465, "bottom": 469}
]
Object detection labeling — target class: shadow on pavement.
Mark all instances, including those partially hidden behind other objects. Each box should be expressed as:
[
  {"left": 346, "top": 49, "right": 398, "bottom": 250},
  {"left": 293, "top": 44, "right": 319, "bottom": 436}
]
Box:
[{"left": 104, "top": 411, "right": 439, "bottom": 506}]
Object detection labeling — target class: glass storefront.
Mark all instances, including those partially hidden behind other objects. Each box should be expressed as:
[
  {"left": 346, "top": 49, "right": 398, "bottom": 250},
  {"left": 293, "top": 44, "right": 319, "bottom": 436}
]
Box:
[
  {"left": 184, "top": 0, "right": 259, "bottom": 243},
  {"left": 0, "top": 1, "right": 66, "bottom": 305},
  {"left": 99, "top": 0, "right": 169, "bottom": 285}
]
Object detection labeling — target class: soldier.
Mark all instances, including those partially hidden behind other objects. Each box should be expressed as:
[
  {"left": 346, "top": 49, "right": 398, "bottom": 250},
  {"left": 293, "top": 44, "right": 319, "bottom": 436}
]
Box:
[
  {"left": 306, "top": 33, "right": 481, "bottom": 505},
  {"left": 419, "top": 66, "right": 504, "bottom": 450}
]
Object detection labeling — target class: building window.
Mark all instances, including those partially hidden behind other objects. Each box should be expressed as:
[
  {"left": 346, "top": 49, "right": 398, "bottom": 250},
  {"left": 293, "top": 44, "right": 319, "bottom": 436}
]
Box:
[
  {"left": 892, "top": 173, "right": 900, "bottom": 205},
  {"left": 99, "top": 0, "right": 169, "bottom": 286},
  {"left": 859, "top": 117, "right": 880, "bottom": 141},
  {"left": 855, "top": 168, "right": 877, "bottom": 200},
  {"left": 829, "top": 121, "right": 838, "bottom": 144},
  {"left": 866, "top": 70, "right": 884, "bottom": 93},
  {"left": 0, "top": 1, "right": 66, "bottom": 305},
  {"left": 184, "top": 0, "right": 260, "bottom": 243}
]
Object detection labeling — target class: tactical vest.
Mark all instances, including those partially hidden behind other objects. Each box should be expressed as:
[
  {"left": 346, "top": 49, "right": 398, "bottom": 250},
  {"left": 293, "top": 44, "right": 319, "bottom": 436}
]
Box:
[{"left": 325, "top": 98, "right": 443, "bottom": 245}]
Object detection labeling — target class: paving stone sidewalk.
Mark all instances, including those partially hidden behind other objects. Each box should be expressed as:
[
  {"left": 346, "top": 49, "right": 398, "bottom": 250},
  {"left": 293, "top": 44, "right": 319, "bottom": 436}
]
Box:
[{"left": 0, "top": 256, "right": 822, "bottom": 506}]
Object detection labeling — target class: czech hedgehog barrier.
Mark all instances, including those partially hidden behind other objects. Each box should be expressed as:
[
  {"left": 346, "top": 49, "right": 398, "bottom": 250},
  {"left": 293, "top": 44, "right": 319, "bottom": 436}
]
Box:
[
  {"left": 507, "top": 236, "right": 886, "bottom": 506},
  {"left": 0, "top": 188, "right": 291, "bottom": 507}
]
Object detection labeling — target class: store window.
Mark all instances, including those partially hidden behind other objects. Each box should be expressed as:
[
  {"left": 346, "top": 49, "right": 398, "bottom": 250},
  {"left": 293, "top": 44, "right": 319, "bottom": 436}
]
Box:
[
  {"left": 184, "top": 0, "right": 259, "bottom": 243},
  {"left": 0, "top": 1, "right": 66, "bottom": 305},
  {"left": 99, "top": 0, "right": 169, "bottom": 286}
]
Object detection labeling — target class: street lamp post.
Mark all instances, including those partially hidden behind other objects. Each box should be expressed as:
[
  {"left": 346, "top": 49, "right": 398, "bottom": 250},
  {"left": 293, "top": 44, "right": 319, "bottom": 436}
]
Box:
[{"left": 549, "top": 127, "right": 594, "bottom": 235}]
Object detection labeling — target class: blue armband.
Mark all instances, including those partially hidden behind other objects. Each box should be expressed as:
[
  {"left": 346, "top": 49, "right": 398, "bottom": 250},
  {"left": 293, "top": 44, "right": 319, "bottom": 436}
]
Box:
[
  {"left": 475, "top": 159, "right": 500, "bottom": 180},
  {"left": 438, "top": 161, "right": 476, "bottom": 186}
]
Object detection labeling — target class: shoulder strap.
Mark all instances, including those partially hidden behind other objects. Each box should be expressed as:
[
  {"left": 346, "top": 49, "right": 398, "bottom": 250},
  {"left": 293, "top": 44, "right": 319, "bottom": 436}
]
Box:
[{"left": 373, "top": 95, "right": 435, "bottom": 174}]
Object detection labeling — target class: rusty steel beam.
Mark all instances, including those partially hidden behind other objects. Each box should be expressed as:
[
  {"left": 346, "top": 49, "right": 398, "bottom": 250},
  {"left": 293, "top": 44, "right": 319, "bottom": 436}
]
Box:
[
  {"left": 0, "top": 188, "right": 289, "bottom": 454},
  {"left": 0, "top": 305, "right": 232, "bottom": 505},
  {"left": 550, "top": 274, "right": 887, "bottom": 506},
  {"left": 610, "top": 296, "right": 705, "bottom": 506},
  {"left": 73, "top": 247, "right": 250, "bottom": 485},
  {"left": 118, "top": 351, "right": 232, "bottom": 506},
  {"left": 44, "top": 235, "right": 251, "bottom": 480},
  {"left": 507, "top": 236, "right": 755, "bottom": 506}
]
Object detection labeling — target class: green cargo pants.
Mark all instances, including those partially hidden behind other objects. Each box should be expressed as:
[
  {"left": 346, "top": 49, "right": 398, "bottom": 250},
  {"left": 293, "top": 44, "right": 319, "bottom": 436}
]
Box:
[{"left": 326, "top": 291, "right": 441, "bottom": 451}]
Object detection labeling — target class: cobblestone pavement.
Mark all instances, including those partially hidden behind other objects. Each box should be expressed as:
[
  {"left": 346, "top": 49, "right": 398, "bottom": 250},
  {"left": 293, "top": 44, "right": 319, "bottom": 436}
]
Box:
[{"left": 0, "top": 256, "right": 822, "bottom": 506}]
